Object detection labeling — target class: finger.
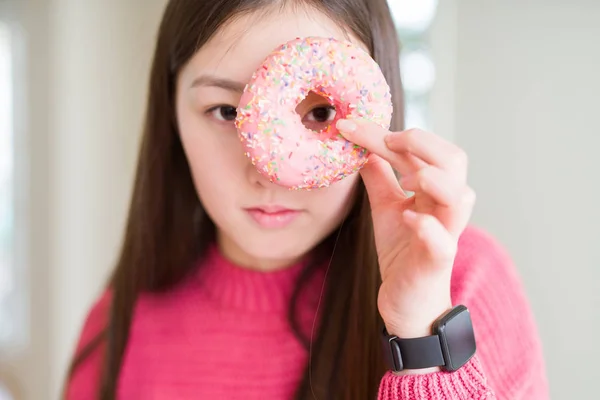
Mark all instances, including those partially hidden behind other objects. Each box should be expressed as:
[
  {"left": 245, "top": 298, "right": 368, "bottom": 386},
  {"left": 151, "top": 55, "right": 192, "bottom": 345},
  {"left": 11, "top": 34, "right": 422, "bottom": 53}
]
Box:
[
  {"left": 401, "top": 168, "right": 477, "bottom": 237},
  {"left": 453, "top": 187, "right": 477, "bottom": 236},
  {"left": 336, "top": 119, "right": 427, "bottom": 175},
  {"left": 399, "top": 167, "right": 466, "bottom": 208},
  {"left": 385, "top": 129, "right": 468, "bottom": 179},
  {"left": 402, "top": 210, "right": 457, "bottom": 266},
  {"left": 360, "top": 155, "right": 408, "bottom": 209},
  {"left": 399, "top": 152, "right": 428, "bottom": 173}
]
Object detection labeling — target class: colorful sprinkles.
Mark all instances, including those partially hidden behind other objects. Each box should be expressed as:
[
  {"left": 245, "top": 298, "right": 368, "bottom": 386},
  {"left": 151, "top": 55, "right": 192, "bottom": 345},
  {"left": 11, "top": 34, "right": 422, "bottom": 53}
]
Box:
[{"left": 235, "top": 36, "right": 393, "bottom": 190}]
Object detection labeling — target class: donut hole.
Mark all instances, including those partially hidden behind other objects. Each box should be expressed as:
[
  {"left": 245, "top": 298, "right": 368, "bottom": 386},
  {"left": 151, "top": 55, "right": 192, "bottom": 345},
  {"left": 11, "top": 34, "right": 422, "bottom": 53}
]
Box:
[{"left": 296, "top": 91, "right": 341, "bottom": 137}]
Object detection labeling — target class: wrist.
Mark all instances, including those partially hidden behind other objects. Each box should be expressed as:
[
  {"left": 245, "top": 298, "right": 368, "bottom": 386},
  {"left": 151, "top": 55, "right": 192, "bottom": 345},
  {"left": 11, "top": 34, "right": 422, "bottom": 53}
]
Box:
[
  {"left": 392, "top": 366, "right": 441, "bottom": 376},
  {"left": 384, "top": 322, "right": 432, "bottom": 340},
  {"left": 378, "top": 277, "right": 452, "bottom": 339},
  {"left": 383, "top": 302, "right": 452, "bottom": 339}
]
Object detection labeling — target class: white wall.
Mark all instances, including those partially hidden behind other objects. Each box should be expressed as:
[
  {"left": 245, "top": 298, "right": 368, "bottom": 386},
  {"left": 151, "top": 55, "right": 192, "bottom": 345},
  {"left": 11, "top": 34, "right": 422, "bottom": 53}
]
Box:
[
  {"left": 47, "top": 0, "right": 168, "bottom": 396},
  {"left": 429, "top": 0, "right": 457, "bottom": 143},
  {"left": 430, "top": 1, "right": 600, "bottom": 398},
  {"left": 0, "top": 1, "right": 168, "bottom": 398}
]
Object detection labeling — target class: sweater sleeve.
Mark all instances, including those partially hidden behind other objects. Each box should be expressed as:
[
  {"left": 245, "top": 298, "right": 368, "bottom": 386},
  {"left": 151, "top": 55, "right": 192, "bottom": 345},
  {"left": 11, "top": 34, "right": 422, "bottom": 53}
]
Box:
[{"left": 377, "top": 226, "right": 549, "bottom": 400}]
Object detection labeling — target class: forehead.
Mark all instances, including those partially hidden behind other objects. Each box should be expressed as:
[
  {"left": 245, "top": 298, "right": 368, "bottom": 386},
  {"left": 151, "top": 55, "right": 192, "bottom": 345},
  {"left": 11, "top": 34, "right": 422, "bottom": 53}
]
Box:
[{"left": 179, "top": 6, "right": 366, "bottom": 86}]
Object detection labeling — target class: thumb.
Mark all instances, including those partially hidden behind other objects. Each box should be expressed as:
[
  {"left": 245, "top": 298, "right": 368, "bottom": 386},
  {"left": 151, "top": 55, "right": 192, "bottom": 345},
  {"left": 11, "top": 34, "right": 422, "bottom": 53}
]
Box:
[{"left": 360, "top": 155, "right": 408, "bottom": 209}]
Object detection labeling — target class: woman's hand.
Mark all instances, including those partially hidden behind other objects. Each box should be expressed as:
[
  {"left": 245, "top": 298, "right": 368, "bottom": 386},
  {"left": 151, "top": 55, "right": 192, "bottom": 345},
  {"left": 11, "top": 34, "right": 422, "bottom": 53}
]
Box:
[{"left": 337, "top": 119, "right": 476, "bottom": 369}]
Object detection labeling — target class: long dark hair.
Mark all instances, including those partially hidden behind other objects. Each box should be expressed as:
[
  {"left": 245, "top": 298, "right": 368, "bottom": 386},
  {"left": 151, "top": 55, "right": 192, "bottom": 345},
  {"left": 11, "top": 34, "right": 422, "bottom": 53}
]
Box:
[{"left": 66, "top": 0, "right": 404, "bottom": 399}]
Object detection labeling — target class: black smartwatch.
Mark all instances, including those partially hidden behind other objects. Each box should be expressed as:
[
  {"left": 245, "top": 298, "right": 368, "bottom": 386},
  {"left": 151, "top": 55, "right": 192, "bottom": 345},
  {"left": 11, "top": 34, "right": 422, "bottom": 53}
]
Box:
[{"left": 381, "top": 305, "right": 476, "bottom": 372}]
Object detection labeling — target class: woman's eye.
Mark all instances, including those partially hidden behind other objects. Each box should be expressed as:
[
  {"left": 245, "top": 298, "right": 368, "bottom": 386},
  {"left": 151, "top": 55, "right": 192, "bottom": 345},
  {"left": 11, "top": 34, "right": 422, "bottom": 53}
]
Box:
[
  {"left": 208, "top": 105, "right": 237, "bottom": 122},
  {"left": 305, "top": 106, "right": 336, "bottom": 123}
]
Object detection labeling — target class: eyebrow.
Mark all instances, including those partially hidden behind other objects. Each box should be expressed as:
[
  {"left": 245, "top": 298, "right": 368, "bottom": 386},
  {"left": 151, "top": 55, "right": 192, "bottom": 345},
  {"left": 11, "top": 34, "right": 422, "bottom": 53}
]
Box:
[{"left": 190, "top": 74, "right": 246, "bottom": 93}]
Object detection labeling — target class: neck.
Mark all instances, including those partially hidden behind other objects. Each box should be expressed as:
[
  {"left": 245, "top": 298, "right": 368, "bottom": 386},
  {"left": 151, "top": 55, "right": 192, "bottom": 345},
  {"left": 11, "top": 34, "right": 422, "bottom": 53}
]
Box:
[
  {"left": 216, "top": 232, "right": 306, "bottom": 272},
  {"left": 195, "top": 243, "right": 323, "bottom": 313}
]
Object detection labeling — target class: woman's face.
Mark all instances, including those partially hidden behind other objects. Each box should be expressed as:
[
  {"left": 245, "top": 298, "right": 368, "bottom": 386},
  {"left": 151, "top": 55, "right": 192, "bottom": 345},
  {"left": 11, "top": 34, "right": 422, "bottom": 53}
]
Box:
[{"left": 175, "top": 6, "right": 366, "bottom": 270}]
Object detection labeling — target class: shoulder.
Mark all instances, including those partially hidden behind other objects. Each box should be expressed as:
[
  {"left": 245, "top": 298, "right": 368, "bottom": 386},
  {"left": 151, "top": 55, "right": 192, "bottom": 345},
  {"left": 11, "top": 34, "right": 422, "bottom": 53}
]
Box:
[
  {"left": 451, "top": 226, "right": 548, "bottom": 396},
  {"left": 451, "top": 224, "right": 523, "bottom": 302},
  {"left": 450, "top": 224, "right": 536, "bottom": 347},
  {"left": 455, "top": 224, "right": 513, "bottom": 268},
  {"left": 65, "top": 290, "right": 112, "bottom": 399},
  {"left": 78, "top": 290, "right": 112, "bottom": 346}
]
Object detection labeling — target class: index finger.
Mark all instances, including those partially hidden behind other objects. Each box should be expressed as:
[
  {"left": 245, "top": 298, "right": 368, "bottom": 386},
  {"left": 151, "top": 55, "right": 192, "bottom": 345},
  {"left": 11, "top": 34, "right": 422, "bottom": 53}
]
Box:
[{"left": 336, "top": 119, "right": 426, "bottom": 174}]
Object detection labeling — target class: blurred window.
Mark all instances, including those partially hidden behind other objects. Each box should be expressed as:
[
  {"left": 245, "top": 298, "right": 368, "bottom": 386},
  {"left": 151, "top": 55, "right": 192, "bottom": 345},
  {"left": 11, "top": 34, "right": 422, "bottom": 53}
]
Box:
[
  {"left": 0, "top": 15, "right": 24, "bottom": 355},
  {"left": 389, "top": 0, "right": 438, "bottom": 130}
]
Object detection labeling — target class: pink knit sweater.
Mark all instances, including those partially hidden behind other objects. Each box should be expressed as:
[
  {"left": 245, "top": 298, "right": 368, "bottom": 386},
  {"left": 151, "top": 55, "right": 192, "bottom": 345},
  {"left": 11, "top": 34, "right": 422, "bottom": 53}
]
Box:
[{"left": 66, "top": 226, "right": 549, "bottom": 399}]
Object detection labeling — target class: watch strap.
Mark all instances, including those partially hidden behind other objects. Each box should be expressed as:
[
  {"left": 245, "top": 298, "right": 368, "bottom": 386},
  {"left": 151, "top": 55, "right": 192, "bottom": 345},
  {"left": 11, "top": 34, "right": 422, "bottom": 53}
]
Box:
[
  {"left": 382, "top": 305, "right": 476, "bottom": 372},
  {"left": 383, "top": 329, "right": 445, "bottom": 371}
]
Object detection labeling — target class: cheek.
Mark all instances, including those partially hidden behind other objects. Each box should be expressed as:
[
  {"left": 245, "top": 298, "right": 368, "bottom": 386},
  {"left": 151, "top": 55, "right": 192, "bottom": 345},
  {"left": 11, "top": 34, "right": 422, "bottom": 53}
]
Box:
[
  {"left": 310, "top": 174, "right": 360, "bottom": 222},
  {"left": 177, "top": 107, "right": 247, "bottom": 202}
]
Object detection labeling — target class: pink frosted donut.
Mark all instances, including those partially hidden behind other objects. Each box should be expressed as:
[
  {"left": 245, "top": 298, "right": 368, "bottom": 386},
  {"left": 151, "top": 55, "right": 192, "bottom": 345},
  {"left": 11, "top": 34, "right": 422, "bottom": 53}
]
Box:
[{"left": 235, "top": 36, "right": 393, "bottom": 190}]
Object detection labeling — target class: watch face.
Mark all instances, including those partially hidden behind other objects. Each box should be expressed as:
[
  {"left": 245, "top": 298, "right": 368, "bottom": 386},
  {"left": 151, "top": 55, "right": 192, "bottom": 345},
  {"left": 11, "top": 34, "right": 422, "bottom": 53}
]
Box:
[{"left": 439, "top": 307, "right": 477, "bottom": 371}]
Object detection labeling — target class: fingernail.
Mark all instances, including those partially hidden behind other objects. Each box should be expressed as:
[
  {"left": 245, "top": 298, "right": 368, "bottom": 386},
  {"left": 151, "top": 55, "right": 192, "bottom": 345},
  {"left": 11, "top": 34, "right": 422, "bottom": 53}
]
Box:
[{"left": 336, "top": 119, "right": 357, "bottom": 133}]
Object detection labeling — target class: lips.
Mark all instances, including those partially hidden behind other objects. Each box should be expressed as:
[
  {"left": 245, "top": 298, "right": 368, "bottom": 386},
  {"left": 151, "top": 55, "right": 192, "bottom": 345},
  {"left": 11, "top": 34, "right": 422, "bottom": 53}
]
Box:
[{"left": 244, "top": 205, "right": 301, "bottom": 229}]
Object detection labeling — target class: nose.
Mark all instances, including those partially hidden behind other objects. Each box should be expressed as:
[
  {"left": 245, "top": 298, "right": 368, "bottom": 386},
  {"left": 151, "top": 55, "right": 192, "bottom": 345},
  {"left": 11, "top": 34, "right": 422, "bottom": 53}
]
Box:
[{"left": 245, "top": 157, "right": 275, "bottom": 188}]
